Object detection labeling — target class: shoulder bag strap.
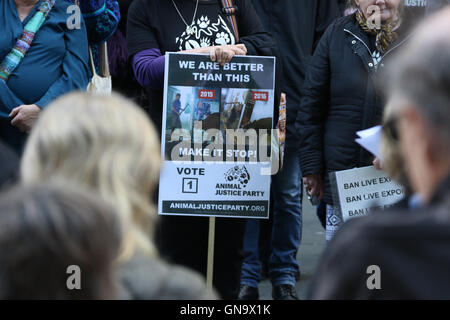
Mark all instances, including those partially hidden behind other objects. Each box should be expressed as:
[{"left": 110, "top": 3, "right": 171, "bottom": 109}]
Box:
[
  {"left": 100, "top": 42, "right": 110, "bottom": 78},
  {"left": 88, "top": 46, "right": 98, "bottom": 77},
  {"left": 0, "top": 0, "right": 56, "bottom": 82},
  {"left": 220, "top": 0, "right": 240, "bottom": 43}
]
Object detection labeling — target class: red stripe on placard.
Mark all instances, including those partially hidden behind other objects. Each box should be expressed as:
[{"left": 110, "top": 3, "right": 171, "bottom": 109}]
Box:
[
  {"left": 198, "top": 89, "right": 216, "bottom": 99},
  {"left": 252, "top": 91, "right": 269, "bottom": 101}
]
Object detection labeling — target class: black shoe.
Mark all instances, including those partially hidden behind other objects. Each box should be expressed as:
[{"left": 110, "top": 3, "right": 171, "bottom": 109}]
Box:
[
  {"left": 237, "top": 285, "right": 259, "bottom": 300},
  {"left": 272, "top": 284, "right": 298, "bottom": 300}
]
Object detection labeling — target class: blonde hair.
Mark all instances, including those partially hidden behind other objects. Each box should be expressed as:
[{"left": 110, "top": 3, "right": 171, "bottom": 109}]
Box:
[{"left": 21, "top": 92, "right": 161, "bottom": 260}]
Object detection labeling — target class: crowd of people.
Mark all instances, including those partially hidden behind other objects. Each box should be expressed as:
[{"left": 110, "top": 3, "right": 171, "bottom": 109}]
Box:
[{"left": 0, "top": 0, "right": 449, "bottom": 300}]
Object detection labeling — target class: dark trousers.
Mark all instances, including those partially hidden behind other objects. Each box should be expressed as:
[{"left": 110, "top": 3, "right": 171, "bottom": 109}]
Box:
[
  {"left": 240, "top": 147, "right": 303, "bottom": 287},
  {"left": 155, "top": 215, "right": 246, "bottom": 299},
  {"left": 0, "top": 117, "right": 26, "bottom": 156}
]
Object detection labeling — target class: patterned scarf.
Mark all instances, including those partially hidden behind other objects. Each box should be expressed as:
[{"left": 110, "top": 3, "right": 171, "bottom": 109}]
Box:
[
  {"left": 355, "top": 9, "right": 398, "bottom": 55},
  {"left": 0, "top": 0, "right": 56, "bottom": 82}
]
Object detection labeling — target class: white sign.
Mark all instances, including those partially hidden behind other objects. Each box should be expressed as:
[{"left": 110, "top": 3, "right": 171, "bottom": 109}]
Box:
[
  {"left": 158, "top": 53, "right": 276, "bottom": 218},
  {"left": 330, "top": 166, "right": 405, "bottom": 222}
]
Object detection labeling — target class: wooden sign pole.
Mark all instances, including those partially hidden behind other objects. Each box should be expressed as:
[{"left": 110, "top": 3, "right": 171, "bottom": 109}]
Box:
[{"left": 206, "top": 217, "right": 216, "bottom": 290}]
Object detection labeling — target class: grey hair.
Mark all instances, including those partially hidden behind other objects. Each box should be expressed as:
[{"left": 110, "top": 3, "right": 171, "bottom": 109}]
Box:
[{"left": 389, "top": 40, "right": 450, "bottom": 156}]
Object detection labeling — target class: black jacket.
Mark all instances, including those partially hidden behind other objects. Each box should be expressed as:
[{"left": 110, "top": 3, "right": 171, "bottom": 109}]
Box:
[
  {"left": 309, "top": 175, "right": 450, "bottom": 300},
  {"left": 296, "top": 14, "right": 410, "bottom": 204},
  {"left": 251, "top": 0, "right": 339, "bottom": 147},
  {"left": 127, "top": 0, "right": 279, "bottom": 133}
]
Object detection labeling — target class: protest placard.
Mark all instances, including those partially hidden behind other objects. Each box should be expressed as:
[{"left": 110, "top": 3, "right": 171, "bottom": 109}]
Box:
[
  {"left": 158, "top": 53, "right": 276, "bottom": 219},
  {"left": 330, "top": 166, "right": 405, "bottom": 222}
]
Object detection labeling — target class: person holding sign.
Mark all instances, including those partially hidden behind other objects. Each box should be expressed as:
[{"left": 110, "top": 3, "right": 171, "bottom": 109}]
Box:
[
  {"left": 127, "top": 0, "right": 276, "bottom": 132},
  {"left": 296, "top": 0, "right": 410, "bottom": 242},
  {"left": 127, "top": 0, "right": 277, "bottom": 299},
  {"left": 309, "top": 8, "right": 450, "bottom": 299}
]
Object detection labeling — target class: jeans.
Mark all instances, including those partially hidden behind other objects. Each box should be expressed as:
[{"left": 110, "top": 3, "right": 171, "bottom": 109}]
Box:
[{"left": 240, "top": 147, "right": 302, "bottom": 287}]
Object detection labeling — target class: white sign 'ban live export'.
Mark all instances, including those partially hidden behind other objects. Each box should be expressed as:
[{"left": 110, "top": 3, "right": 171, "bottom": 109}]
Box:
[{"left": 331, "top": 166, "right": 405, "bottom": 222}]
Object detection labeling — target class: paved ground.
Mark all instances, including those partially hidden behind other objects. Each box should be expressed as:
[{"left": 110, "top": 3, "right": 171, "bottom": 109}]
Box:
[{"left": 258, "top": 189, "right": 326, "bottom": 300}]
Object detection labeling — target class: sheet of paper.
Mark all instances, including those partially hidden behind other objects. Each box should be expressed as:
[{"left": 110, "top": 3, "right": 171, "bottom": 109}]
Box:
[{"left": 355, "top": 125, "right": 382, "bottom": 159}]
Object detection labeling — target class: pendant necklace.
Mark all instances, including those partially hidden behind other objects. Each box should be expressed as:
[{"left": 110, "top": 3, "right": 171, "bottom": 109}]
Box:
[{"left": 171, "top": 0, "right": 200, "bottom": 36}]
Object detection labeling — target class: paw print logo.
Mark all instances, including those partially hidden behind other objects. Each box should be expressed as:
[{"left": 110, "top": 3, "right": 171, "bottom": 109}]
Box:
[
  {"left": 200, "top": 37, "right": 211, "bottom": 47},
  {"left": 224, "top": 166, "right": 251, "bottom": 188},
  {"left": 198, "top": 16, "right": 210, "bottom": 29},
  {"left": 215, "top": 32, "right": 231, "bottom": 45},
  {"left": 372, "top": 51, "right": 382, "bottom": 66}
]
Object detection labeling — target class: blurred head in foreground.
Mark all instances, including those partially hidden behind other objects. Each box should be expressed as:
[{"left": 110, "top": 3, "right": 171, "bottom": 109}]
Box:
[
  {"left": 0, "top": 181, "right": 121, "bottom": 299},
  {"left": 385, "top": 6, "right": 450, "bottom": 203},
  {"left": 21, "top": 92, "right": 161, "bottom": 260}
]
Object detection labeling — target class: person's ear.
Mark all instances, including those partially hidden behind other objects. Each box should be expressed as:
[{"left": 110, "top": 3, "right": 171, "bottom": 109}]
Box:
[
  {"left": 401, "top": 106, "right": 423, "bottom": 131},
  {"left": 407, "top": 107, "right": 443, "bottom": 167}
]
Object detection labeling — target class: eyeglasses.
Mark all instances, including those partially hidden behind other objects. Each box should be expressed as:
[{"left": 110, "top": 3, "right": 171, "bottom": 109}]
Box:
[{"left": 382, "top": 116, "right": 399, "bottom": 142}]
